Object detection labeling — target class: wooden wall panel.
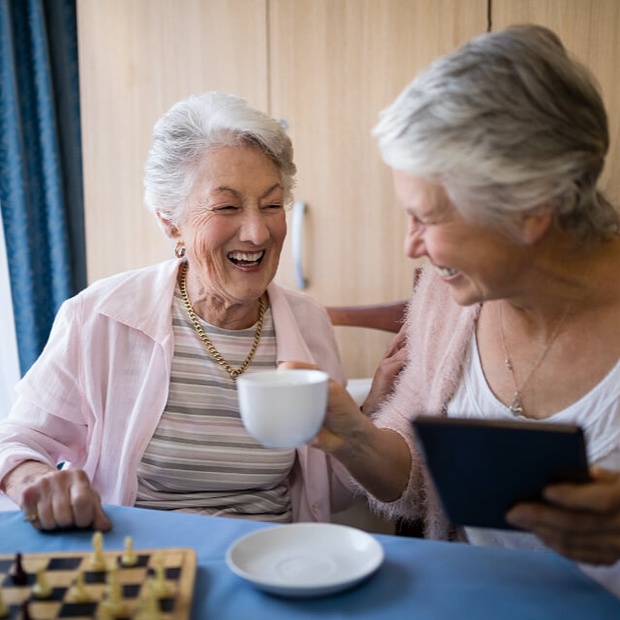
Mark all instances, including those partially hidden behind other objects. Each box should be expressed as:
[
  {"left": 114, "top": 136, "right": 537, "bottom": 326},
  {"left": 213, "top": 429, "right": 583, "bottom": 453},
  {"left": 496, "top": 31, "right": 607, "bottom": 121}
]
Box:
[
  {"left": 269, "top": 0, "right": 488, "bottom": 376},
  {"left": 492, "top": 0, "right": 620, "bottom": 205},
  {"left": 77, "top": 0, "right": 269, "bottom": 282},
  {"left": 78, "top": 0, "right": 489, "bottom": 379},
  {"left": 79, "top": 1, "right": 620, "bottom": 378}
]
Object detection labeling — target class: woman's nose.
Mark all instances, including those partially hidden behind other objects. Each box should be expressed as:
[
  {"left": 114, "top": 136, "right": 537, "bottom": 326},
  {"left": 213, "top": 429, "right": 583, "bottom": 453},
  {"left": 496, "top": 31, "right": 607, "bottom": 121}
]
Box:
[
  {"left": 239, "top": 210, "right": 270, "bottom": 244},
  {"left": 404, "top": 227, "right": 425, "bottom": 259}
]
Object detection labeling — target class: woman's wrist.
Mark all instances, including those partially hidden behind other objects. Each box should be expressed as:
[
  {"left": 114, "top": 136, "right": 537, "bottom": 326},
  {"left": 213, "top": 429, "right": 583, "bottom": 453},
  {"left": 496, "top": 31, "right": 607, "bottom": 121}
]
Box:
[
  {"left": 2, "top": 460, "right": 55, "bottom": 503},
  {"left": 332, "top": 421, "right": 411, "bottom": 502}
]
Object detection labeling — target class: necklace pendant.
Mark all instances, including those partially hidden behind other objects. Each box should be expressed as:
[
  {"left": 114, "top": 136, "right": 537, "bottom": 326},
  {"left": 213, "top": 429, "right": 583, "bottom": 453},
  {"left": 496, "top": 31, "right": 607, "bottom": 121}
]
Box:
[{"left": 509, "top": 392, "right": 523, "bottom": 416}]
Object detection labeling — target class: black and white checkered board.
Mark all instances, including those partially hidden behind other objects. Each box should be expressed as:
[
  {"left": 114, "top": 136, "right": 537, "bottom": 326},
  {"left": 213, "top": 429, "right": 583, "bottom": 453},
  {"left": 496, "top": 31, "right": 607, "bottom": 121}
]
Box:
[{"left": 0, "top": 547, "right": 196, "bottom": 619}]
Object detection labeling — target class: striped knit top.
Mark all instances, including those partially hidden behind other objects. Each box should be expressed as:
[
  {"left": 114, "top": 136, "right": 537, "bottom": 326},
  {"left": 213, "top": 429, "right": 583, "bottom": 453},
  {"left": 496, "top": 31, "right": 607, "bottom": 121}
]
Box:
[{"left": 135, "top": 289, "right": 295, "bottom": 522}]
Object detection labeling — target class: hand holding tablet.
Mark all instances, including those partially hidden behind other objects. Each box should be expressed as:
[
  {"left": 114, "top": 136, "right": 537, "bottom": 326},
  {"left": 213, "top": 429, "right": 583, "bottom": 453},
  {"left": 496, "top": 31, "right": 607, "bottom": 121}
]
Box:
[{"left": 411, "top": 416, "right": 590, "bottom": 530}]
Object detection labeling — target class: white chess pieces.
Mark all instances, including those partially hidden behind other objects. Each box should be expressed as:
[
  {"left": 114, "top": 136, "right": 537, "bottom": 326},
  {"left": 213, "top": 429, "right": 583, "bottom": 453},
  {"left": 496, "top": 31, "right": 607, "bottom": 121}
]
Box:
[
  {"left": 0, "top": 586, "right": 8, "bottom": 618},
  {"left": 90, "top": 531, "right": 106, "bottom": 570},
  {"left": 32, "top": 566, "right": 53, "bottom": 599},
  {"left": 97, "top": 603, "right": 114, "bottom": 620},
  {"left": 120, "top": 536, "right": 138, "bottom": 567},
  {"left": 151, "top": 554, "right": 171, "bottom": 598},
  {"left": 135, "top": 577, "right": 162, "bottom": 620},
  {"left": 68, "top": 569, "right": 92, "bottom": 603},
  {"left": 101, "top": 564, "right": 127, "bottom": 617}
]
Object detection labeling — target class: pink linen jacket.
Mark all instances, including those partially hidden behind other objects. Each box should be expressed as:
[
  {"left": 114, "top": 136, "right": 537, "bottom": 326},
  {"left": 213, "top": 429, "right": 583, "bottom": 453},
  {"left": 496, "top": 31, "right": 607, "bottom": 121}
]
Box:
[{"left": 0, "top": 260, "right": 355, "bottom": 522}]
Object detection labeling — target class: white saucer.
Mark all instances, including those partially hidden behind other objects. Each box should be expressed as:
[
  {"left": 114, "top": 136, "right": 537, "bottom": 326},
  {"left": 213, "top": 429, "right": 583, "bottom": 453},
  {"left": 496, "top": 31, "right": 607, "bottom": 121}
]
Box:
[{"left": 226, "top": 522, "right": 384, "bottom": 597}]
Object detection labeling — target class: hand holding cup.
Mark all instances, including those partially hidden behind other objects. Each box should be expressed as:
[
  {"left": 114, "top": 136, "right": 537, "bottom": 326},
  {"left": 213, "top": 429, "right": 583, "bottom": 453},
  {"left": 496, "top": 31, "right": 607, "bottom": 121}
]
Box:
[{"left": 236, "top": 369, "right": 329, "bottom": 448}]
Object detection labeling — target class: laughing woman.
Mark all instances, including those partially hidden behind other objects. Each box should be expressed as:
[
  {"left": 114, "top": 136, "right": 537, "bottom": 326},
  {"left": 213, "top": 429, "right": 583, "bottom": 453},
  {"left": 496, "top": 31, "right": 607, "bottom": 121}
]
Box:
[
  {"left": 0, "top": 92, "right": 354, "bottom": 531},
  {"left": 288, "top": 24, "right": 620, "bottom": 598}
]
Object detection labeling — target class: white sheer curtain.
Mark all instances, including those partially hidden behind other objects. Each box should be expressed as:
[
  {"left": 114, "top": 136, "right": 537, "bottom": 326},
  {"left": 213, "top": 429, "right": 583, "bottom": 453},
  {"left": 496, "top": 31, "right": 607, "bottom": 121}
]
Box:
[{"left": 0, "top": 202, "right": 20, "bottom": 420}]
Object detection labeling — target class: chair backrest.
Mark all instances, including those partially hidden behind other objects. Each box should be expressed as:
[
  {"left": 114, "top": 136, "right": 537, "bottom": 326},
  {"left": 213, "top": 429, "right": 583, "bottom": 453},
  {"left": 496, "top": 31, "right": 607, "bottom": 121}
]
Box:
[
  {"left": 326, "top": 301, "right": 407, "bottom": 333},
  {"left": 325, "top": 300, "right": 408, "bottom": 403},
  {"left": 326, "top": 267, "right": 418, "bottom": 333}
]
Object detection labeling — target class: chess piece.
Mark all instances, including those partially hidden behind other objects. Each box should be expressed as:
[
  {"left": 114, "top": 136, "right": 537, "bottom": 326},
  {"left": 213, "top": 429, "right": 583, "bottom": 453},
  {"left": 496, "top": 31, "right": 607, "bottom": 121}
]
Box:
[
  {"left": 32, "top": 566, "right": 53, "bottom": 599},
  {"left": 134, "top": 577, "right": 161, "bottom": 620},
  {"left": 151, "top": 554, "right": 171, "bottom": 598},
  {"left": 0, "top": 586, "right": 8, "bottom": 618},
  {"left": 120, "top": 535, "right": 138, "bottom": 567},
  {"left": 103, "top": 563, "right": 127, "bottom": 616},
  {"left": 97, "top": 603, "right": 114, "bottom": 620},
  {"left": 90, "top": 531, "right": 106, "bottom": 570},
  {"left": 10, "top": 552, "right": 28, "bottom": 585},
  {"left": 68, "top": 569, "right": 92, "bottom": 603}
]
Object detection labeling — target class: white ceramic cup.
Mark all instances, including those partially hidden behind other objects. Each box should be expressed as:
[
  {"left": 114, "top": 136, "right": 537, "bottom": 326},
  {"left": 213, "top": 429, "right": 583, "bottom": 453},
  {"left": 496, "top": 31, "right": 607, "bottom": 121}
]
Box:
[{"left": 236, "top": 369, "right": 329, "bottom": 448}]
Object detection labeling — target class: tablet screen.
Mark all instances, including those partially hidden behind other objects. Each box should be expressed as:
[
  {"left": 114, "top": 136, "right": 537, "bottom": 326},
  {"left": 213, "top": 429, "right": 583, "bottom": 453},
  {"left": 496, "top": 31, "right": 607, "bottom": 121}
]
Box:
[{"left": 411, "top": 416, "right": 590, "bottom": 530}]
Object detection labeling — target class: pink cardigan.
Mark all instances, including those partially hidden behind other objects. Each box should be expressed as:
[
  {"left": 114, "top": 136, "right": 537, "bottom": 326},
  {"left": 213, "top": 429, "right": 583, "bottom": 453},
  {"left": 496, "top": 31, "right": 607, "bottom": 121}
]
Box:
[
  {"left": 368, "top": 266, "right": 480, "bottom": 538},
  {"left": 370, "top": 268, "right": 620, "bottom": 598},
  {"left": 0, "top": 260, "right": 355, "bottom": 522}
]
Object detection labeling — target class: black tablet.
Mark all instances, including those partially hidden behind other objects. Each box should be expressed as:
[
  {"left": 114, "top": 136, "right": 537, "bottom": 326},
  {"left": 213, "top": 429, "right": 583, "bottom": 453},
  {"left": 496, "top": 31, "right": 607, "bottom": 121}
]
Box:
[{"left": 411, "top": 416, "right": 590, "bottom": 530}]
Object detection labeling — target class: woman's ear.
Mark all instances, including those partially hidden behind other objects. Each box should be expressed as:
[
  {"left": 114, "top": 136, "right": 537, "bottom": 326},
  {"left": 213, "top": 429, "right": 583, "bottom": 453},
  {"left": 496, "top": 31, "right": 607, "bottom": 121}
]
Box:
[
  {"left": 520, "top": 204, "right": 554, "bottom": 244},
  {"left": 155, "top": 211, "right": 181, "bottom": 241}
]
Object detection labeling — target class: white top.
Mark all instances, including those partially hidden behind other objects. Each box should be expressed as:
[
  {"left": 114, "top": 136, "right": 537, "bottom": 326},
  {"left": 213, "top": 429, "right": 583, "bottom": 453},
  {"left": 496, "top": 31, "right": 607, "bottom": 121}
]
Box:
[{"left": 447, "top": 332, "right": 620, "bottom": 597}]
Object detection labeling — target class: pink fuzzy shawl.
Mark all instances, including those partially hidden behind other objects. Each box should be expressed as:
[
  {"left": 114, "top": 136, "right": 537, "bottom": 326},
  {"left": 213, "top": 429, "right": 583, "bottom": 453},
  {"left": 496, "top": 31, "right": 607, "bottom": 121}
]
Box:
[{"left": 364, "top": 266, "right": 481, "bottom": 539}]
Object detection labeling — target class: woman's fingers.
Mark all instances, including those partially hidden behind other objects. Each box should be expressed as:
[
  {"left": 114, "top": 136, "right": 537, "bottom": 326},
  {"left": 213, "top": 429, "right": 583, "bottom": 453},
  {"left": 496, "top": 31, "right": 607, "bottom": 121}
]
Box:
[
  {"left": 507, "top": 467, "right": 620, "bottom": 565},
  {"left": 530, "top": 515, "right": 620, "bottom": 564},
  {"left": 362, "top": 327, "right": 409, "bottom": 416},
  {"left": 543, "top": 467, "right": 620, "bottom": 512},
  {"left": 278, "top": 361, "right": 318, "bottom": 371},
  {"left": 20, "top": 469, "right": 111, "bottom": 531}
]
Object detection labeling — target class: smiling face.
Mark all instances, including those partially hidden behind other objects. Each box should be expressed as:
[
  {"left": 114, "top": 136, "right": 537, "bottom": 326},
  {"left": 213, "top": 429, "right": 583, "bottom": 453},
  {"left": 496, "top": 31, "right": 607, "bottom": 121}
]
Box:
[
  {"left": 165, "top": 144, "right": 287, "bottom": 317},
  {"left": 393, "top": 170, "right": 532, "bottom": 306}
]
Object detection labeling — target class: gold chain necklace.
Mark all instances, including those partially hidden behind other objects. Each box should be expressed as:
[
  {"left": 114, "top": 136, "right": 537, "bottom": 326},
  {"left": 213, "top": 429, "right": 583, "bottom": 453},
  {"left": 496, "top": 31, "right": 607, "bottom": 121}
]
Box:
[
  {"left": 179, "top": 263, "right": 265, "bottom": 380},
  {"left": 498, "top": 300, "right": 574, "bottom": 416}
]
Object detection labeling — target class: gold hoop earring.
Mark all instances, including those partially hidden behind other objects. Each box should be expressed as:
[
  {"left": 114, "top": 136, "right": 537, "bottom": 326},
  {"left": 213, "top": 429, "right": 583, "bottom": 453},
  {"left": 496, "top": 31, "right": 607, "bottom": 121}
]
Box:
[{"left": 174, "top": 242, "right": 186, "bottom": 259}]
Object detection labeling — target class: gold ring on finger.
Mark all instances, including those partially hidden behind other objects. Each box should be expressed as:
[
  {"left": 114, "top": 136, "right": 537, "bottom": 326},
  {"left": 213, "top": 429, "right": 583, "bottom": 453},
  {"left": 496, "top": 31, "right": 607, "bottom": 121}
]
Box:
[{"left": 23, "top": 513, "right": 39, "bottom": 523}]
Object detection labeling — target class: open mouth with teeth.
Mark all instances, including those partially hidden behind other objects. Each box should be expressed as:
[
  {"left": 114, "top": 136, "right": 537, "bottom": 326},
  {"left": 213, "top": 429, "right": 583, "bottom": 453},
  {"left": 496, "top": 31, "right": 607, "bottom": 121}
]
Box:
[
  {"left": 228, "top": 250, "right": 265, "bottom": 268},
  {"left": 436, "top": 265, "right": 458, "bottom": 278}
]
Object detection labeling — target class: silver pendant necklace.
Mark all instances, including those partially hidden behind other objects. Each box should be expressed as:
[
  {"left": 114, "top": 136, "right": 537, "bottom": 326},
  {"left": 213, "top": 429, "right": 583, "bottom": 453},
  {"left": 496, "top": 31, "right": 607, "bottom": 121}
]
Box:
[
  {"left": 498, "top": 301, "right": 573, "bottom": 417},
  {"left": 497, "top": 259, "right": 594, "bottom": 416}
]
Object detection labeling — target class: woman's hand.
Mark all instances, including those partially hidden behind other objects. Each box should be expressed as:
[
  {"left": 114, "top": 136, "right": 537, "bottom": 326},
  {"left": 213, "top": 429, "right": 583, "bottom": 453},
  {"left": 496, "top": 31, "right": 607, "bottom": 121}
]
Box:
[
  {"left": 278, "top": 361, "right": 365, "bottom": 454},
  {"left": 278, "top": 361, "right": 411, "bottom": 501},
  {"left": 3, "top": 460, "right": 112, "bottom": 532},
  {"left": 362, "top": 325, "right": 408, "bottom": 415},
  {"left": 506, "top": 466, "right": 620, "bottom": 565},
  {"left": 310, "top": 375, "right": 369, "bottom": 455}
]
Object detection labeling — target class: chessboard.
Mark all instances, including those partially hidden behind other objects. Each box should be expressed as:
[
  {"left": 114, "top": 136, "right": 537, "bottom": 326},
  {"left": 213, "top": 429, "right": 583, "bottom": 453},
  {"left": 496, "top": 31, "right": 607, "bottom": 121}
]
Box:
[{"left": 0, "top": 537, "right": 196, "bottom": 619}]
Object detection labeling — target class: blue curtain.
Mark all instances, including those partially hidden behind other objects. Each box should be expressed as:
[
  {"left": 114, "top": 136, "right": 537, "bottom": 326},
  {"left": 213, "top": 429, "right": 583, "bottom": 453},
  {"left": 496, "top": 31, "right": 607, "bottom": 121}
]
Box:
[{"left": 0, "top": 0, "right": 85, "bottom": 375}]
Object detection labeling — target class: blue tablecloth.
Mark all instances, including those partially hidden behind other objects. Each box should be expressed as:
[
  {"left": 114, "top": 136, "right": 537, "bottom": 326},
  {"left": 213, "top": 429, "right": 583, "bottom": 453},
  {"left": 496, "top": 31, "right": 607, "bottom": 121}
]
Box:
[{"left": 0, "top": 504, "right": 618, "bottom": 619}]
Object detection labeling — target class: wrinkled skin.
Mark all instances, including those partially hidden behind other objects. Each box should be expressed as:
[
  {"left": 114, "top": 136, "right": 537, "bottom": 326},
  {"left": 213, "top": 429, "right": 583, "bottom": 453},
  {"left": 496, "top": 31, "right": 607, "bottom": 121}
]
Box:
[{"left": 5, "top": 461, "right": 112, "bottom": 532}]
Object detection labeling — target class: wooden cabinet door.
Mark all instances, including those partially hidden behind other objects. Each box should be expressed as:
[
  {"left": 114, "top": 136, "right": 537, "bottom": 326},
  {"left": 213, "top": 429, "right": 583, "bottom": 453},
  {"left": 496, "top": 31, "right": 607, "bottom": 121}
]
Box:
[
  {"left": 77, "top": 1, "right": 620, "bottom": 379},
  {"left": 492, "top": 0, "right": 620, "bottom": 206},
  {"left": 269, "top": 0, "right": 488, "bottom": 377},
  {"left": 78, "top": 0, "right": 489, "bottom": 379},
  {"left": 77, "top": 0, "right": 269, "bottom": 283}
]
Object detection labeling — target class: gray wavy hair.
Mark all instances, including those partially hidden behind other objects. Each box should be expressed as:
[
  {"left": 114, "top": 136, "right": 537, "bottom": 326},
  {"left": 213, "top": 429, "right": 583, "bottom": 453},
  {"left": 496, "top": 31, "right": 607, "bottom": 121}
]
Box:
[
  {"left": 144, "top": 91, "right": 296, "bottom": 224},
  {"left": 373, "top": 24, "right": 619, "bottom": 246}
]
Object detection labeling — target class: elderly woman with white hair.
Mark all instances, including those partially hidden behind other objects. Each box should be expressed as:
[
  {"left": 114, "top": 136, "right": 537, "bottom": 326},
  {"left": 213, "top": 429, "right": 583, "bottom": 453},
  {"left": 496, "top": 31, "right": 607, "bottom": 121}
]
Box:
[
  {"left": 0, "top": 92, "right": 354, "bottom": 531},
  {"left": 288, "top": 24, "right": 620, "bottom": 596}
]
